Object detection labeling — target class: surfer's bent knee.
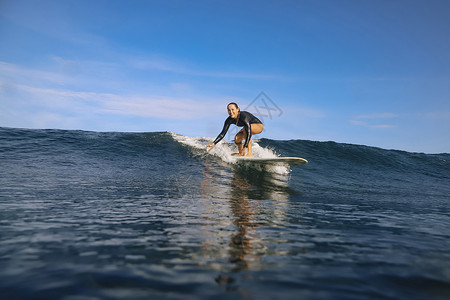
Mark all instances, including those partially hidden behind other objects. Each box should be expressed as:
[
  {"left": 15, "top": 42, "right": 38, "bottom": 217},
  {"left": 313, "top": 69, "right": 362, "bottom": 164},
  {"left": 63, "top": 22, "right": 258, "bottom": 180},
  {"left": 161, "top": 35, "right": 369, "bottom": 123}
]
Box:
[{"left": 234, "top": 129, "right": 245, "bottom": 144}]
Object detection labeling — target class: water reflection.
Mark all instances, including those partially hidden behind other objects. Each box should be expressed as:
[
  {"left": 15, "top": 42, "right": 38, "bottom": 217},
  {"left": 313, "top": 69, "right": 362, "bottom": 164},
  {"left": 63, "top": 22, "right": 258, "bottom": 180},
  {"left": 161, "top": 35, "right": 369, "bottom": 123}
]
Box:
[
  {"left": 228, "top": 171, "right": 256, "bottom": 272},
  {"left": 199, "top": 159, "right": 296, "bottom": 275}
]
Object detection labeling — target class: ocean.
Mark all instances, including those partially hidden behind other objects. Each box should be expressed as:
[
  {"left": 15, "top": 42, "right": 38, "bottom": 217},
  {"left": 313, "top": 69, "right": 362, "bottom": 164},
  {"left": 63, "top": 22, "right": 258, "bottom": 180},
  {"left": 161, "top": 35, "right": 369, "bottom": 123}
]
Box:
[{"left": 1, "top": 127, "right": 449, "bottom": 300}]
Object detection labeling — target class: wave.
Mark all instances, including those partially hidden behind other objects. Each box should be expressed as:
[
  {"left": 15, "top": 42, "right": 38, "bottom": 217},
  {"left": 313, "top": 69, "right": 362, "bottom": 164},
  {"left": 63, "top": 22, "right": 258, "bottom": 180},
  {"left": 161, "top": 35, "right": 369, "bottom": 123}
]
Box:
[
  {"left": 1, "top": 127, "right": 448, "bottom": 178},
  {"left": 257, "top": 138, "right": 449, "bottom": 175}
]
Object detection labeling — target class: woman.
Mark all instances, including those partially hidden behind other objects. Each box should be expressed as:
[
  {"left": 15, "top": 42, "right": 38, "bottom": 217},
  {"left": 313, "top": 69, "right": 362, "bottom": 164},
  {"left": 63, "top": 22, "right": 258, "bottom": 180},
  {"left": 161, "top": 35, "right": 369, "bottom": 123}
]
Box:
[{"left": 206, "top": 102, "right": 263, "bottom": 157}]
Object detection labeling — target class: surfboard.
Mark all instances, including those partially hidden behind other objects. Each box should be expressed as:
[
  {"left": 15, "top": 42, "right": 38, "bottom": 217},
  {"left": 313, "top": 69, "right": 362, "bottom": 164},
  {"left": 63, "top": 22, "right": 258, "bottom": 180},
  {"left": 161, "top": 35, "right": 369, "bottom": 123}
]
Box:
[{"left": 234, "top": 156, "right": 308, "bottom": 166}]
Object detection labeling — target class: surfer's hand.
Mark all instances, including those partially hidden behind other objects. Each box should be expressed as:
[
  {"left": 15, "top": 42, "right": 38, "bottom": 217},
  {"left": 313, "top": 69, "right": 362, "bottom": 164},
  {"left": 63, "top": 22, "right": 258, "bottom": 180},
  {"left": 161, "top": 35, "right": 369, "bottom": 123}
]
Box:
[{"left": 206, "top": 143, "right": 214, "bottom": 152}]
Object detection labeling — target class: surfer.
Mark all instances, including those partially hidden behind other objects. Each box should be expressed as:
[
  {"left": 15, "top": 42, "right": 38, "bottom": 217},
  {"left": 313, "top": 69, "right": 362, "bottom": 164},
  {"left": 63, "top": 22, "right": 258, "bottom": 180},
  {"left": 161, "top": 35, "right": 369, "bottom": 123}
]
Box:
[{"left": 206, "top": 102, "right": 263, "bottom": 157}]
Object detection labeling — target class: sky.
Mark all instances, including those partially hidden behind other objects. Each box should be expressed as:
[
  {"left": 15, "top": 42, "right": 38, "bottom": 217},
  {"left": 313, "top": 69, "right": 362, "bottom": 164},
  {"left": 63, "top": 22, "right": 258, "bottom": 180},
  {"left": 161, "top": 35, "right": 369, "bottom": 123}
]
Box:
[{"left": 1, "top": 0, "right": 449, "bottom": 153}]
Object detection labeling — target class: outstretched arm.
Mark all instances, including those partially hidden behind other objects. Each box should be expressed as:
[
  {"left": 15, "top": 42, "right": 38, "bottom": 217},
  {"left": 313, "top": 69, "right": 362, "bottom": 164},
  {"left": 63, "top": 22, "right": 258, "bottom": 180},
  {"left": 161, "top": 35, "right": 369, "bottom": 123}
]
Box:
[{"left": 206, "top": 118, "right": 232, "bottom": 151}]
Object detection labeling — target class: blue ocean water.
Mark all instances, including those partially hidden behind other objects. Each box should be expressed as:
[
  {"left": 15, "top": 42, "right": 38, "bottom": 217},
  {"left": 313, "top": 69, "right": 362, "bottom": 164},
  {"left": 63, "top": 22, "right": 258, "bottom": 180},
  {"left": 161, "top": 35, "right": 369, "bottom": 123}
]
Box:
[{"left": 0, "top": 127, "right": 449, "bottom": 300}]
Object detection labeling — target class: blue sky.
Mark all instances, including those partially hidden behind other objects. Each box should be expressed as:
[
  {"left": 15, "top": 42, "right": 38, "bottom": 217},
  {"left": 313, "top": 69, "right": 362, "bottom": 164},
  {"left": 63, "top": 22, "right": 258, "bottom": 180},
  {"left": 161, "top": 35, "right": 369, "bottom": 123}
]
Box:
[{"left": 1, "top": 0, "right": 449, "bottom": 153}]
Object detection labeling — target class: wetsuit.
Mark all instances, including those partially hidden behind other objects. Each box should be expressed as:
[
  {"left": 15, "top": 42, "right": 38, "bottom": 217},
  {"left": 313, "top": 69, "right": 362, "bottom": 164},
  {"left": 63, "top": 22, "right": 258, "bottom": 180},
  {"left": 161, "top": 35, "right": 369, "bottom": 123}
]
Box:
[{"left": 212, "top": 111, "right": 262, "bottom": 148}]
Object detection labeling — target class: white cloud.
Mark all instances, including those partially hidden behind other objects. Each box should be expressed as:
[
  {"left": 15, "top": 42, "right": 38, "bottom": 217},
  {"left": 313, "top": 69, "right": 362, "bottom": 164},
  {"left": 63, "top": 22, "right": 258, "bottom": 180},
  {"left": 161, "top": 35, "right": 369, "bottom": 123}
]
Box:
[
  {"left": 350, "top": 112, "right": 398, "bottom": 129},
  {"left": 350, "top": 120, "right": 367, "bottom": 126},
  {"left": 355, "top": 112, "right": 399, "bottom": 119},
  {"left": 350, "top": 119, "right": 395, "bottom": 129},
  {"left": 101, "top": 95, "right": 220, "bottom": 120},
  {"left": 0, "top": 59, "right": 279, "bottom": 131},
  {"left": 128, "top": 57, "right": 282, "bottom": 80},
  {"left": 369, "top": 124, "right": 395, "bottom": 129},
  {"left": 129, "top": 57, "right": 188, "bottom": 73},
  {"left": 421, "top": 112, "right": 450, "bottom": 119},
  {"left": 0, "top": 61, "right": 71, "bottom": 85},
  {"left": 0, "top": 81, "right": 222, "bottom": 122}
]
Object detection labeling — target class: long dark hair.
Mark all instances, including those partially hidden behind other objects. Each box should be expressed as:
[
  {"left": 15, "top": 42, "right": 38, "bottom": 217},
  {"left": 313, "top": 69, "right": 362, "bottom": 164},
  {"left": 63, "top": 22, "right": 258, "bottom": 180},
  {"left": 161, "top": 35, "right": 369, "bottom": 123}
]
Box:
[{"left": 227, "top": 102, "right": 239, "bottom": 110}]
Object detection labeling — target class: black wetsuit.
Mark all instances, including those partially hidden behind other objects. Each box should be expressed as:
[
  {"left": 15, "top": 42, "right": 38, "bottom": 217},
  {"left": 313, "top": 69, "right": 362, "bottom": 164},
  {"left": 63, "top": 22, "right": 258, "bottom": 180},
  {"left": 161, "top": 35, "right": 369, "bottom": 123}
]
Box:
[{"left": 213, "top": 111, "right": 262, "bottom": 148}]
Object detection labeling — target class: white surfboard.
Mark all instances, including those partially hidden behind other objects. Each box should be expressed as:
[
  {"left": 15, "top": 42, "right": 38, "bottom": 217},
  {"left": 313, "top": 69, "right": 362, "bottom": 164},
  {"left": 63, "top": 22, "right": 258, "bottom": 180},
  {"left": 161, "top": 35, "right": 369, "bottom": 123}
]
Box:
[{"left": 234, "top": 156, "right": 308, "bottom": 166}]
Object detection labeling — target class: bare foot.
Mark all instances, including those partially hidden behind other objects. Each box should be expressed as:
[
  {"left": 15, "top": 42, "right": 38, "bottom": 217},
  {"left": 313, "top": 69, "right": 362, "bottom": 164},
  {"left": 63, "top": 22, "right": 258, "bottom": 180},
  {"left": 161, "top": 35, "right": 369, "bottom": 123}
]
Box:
[{"left": 232, "top": 153, "right": 249, "bottom": 156}]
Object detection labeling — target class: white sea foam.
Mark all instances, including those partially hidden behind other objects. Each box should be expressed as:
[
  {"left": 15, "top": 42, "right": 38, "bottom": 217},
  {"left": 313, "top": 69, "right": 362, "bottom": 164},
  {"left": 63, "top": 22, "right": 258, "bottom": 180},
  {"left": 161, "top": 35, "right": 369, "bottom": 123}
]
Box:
[{"left": 170, "top": 132, "right": 290, "bottom": 174}]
